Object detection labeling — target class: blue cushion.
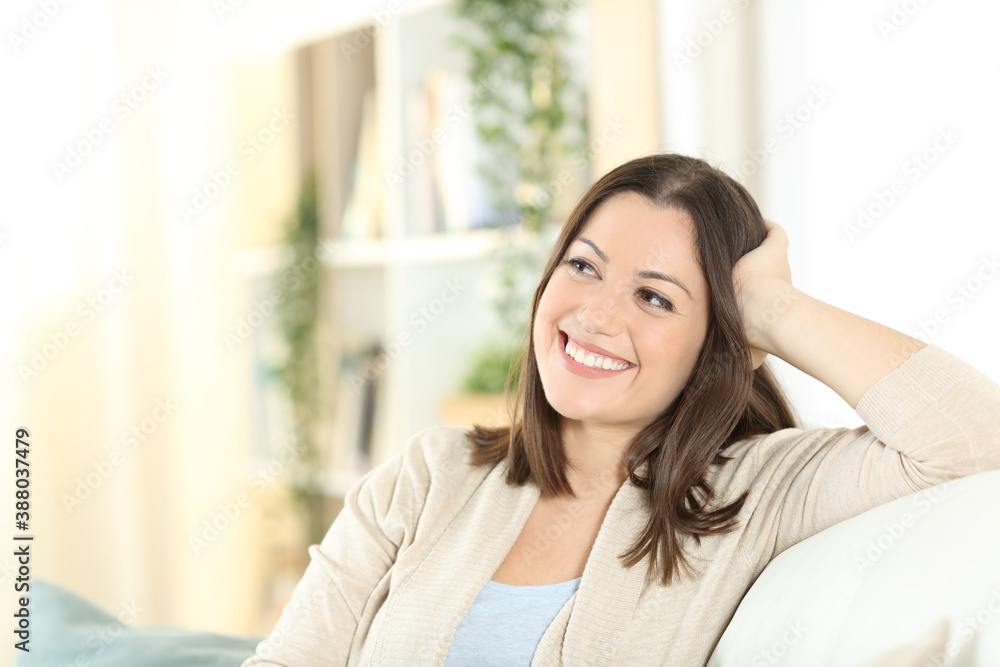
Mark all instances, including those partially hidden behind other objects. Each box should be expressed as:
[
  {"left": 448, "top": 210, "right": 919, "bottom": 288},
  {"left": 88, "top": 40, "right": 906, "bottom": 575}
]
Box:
[{"left": 17, "top": 579, "right": 261, "bottom": 667}]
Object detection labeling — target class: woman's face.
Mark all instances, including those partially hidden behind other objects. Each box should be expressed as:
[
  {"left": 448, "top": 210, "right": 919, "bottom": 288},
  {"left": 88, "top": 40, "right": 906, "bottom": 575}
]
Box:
[{"left": 532, "top": 191, "right": 712, "bottom": 432}]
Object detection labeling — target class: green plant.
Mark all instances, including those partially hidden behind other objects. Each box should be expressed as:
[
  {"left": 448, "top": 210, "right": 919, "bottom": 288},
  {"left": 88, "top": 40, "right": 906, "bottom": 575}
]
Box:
[
  {"left": 451, "top": 0, "right": 588, "bottom": 232},
  {"left": 271, "top": 171, "right": 328, "bottom": 546},
  {"left": 460, "top": 337, "right": 522, "bottom": 394},
  {"left": 451, "top": 0, "right": 587, "bottom": 394}
]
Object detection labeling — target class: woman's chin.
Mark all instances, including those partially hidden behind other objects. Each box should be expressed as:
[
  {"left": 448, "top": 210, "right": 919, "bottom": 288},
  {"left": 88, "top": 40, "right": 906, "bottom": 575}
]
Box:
[{"left": 544, "top": 394, "right": 613, "bottom": 423}]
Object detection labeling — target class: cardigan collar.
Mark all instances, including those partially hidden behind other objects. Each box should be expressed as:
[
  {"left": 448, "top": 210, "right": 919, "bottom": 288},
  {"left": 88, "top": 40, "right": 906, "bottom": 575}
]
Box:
[
  {"left": 373, "top": 455, "right": 652, "bottom": 666},
  {"left": 548, "top": 467, "right": 650, "bottom": 664}
]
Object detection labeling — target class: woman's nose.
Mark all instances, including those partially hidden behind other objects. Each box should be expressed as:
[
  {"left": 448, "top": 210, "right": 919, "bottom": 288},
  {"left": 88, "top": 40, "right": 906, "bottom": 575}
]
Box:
[{"left": 577, "top": 282, "right": 625, "bottom": 336}]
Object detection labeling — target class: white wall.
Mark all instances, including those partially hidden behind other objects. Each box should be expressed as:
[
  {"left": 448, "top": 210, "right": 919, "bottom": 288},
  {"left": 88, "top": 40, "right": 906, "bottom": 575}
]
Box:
[
  {"left": 2, "top": 0, "right": 300, "bottom": 635},
  {"left": 657, "top": 0, "right": 1000, "bottom": 428}
]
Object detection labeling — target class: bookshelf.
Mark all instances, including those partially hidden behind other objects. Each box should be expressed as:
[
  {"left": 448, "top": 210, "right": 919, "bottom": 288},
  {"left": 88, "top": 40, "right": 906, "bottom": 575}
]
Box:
[
  {"left": 321, "top": 227, "right": 533, "bottom": 268},
  {"left": 226, "top": 0, "right": 653, "bottom": 634},
  {"left": 297, "top": 0, "right": 575, "bottom": 498},
  {"left": 227, "top": 0, "right": 589, "bottom": 501}
]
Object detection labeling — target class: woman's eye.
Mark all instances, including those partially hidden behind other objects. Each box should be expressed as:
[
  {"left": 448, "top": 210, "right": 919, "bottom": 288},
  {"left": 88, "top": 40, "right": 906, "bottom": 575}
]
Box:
[
  {"left": 638, "top": 288, "right": 674, "bottom": 312},
  {"left": 565, "top": 258, "right": 596, "bottom": 276},
  {"left": 564, "top": 259, "right": 674, "bottom": 312}
]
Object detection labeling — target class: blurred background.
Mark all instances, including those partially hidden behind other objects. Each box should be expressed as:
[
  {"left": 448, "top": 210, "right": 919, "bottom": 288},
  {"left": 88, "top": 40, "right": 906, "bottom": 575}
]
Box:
[{"left": 2, "top": 0, "right": 999, "bottom": 647}]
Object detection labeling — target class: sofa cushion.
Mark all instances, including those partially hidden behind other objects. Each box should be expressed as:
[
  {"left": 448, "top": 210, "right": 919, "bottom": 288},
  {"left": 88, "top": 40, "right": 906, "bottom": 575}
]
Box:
[
  {"left": 16, "top": 579, "right": 260, "bottom": 667},
  {"left": 708, "top": 469, "right": 1000, "bottom": 666}
]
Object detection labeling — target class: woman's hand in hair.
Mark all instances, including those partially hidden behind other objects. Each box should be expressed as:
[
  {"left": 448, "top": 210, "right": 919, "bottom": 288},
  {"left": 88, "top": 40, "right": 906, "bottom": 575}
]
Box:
[
  {"left": 731, "top": 215, "right": 926, "bottom": 409},
  {"left": 731, "top": 217, "right": 795, "bottom": 370}
]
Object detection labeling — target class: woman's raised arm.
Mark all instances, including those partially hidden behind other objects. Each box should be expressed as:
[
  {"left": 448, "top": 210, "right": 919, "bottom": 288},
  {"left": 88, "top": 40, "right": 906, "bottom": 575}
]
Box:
[
  {"left": 727, "top": 218, "right": 1000, "bottom": 559},
  {"left": 734, "top": 217, "right": 927, "bottom": 409}
]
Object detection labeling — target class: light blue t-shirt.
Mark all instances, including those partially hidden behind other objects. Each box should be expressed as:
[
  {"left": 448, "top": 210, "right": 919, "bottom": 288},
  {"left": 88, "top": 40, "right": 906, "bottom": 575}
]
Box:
[{"left": 444, "top": 577, "right": 582, "bottom": 666}]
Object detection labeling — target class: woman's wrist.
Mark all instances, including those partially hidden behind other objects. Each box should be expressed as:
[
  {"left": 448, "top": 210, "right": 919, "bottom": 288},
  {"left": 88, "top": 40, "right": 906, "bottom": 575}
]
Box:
[
  {"left": 741, "top": 276, "right": 802, "bottom": 357},
  {"left": 744, "top": 280, "right": 926, "bottom": 409}
]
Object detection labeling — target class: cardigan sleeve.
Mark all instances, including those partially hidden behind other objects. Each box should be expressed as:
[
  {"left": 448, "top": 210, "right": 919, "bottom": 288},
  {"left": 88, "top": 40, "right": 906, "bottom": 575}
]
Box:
[
  {"left": 739, "top": 343, "right": 1000, "bottom": 561},
  {"left": 240, "top": 427, "right": 440, "bottom": 667}
]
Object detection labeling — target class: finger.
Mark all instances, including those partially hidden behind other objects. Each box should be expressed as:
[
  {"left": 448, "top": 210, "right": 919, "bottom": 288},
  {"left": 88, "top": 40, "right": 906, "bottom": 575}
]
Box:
[
  {"left": 762, "top": 217, "right": 784, "bottom": 234},
  {"left": 762, "top": 218, "right": 788, "bottom": 246}
]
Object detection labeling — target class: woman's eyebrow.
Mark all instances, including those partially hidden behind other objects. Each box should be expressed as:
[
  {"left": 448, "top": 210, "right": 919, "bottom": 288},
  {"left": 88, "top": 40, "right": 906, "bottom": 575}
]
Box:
[
  {"left": 578, "top": 237, "right": 609, "bottom": 263},
  {"left": 577, "top": 236, "right": 694, "bottom": 301}
]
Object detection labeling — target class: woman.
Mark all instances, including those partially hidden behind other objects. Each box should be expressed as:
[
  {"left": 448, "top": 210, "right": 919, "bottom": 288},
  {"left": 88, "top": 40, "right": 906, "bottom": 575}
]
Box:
[{"left": 242, "top": 154, "right": 1000, "bottom": 666}]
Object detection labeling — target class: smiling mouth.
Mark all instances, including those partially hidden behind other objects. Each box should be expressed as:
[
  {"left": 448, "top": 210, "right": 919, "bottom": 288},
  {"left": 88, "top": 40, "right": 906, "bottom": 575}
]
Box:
[{"left": 558, "top": 330, "right": 635, "bottom": 371}]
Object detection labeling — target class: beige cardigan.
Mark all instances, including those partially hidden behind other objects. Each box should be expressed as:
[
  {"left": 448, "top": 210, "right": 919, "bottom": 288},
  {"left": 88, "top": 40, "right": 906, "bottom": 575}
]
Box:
[{"left": 241, "top": 343, "right": 1000, "bottom": 666}]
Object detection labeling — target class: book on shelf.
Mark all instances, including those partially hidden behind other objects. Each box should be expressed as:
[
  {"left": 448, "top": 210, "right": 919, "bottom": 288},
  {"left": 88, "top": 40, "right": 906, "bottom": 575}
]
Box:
[
  {"left": 402, "top": 68, "right": 493, "bottom": 236},
  {"left": 340, "top": 89, "right": 383, "bottom": 241},
  {"left": 404, "top": 84, "right": 442, "bottom": 236},
  {"left": 329, "top": 340, "right": 382, "bottom": 480},
  {"left": 341, "top": 70, "right": 495, "bottom": 241}
]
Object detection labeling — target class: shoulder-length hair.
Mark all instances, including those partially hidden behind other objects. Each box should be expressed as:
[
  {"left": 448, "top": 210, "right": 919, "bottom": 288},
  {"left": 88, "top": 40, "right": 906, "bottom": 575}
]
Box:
[{"left": 465, "top": 153, "right": 798, "bottom": 586}]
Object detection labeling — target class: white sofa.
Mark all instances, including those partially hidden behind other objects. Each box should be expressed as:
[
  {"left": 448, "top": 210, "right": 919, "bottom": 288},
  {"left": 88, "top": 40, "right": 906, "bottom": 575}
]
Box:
[{"left": 708, "top": 469, "right": 1000, "bottom": 666}]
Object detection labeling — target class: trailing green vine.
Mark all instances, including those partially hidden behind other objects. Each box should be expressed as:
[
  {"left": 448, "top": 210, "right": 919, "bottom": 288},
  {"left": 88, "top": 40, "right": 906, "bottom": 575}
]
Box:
[
  {"left": 451, "top": 0, "right": 588, "bottom": 393},
  {"left": 271, "top": 171, "right": 328, "bottom": 546},
  {"left": 451, "top": 0, "right": 588, "bottom": 232}
]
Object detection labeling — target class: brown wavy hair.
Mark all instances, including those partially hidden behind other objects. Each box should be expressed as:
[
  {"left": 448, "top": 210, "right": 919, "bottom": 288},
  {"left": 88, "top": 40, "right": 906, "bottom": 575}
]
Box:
[{"left": 465, "top": 153, "right": 798, "bottom": 586}]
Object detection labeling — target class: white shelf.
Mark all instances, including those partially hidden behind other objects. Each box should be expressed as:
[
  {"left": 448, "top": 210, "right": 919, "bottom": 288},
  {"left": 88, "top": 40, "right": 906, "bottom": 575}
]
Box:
[
  {"left": 324, "top": 228, "right": 498, "bottom": 266},
  {"left": 320, "top": 225, "right": 547, "bottom": 268},
  {"left": 229, "top": 225, "right": 548, "bottom": 276}
]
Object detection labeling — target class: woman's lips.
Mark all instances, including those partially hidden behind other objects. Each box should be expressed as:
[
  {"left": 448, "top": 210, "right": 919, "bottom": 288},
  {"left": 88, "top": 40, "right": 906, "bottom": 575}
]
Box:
[
  {"left": 557, "top": 330, "right": 635, "bottom": 378},
  {"left": 562, "top": 330, "right": 632, "bottom": 364}
]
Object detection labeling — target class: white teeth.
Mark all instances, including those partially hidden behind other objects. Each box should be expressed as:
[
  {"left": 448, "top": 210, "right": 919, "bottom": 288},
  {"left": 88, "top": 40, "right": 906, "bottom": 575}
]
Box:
[{"left": 564, "top": 337, "right": 630, "bottom": 371}]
